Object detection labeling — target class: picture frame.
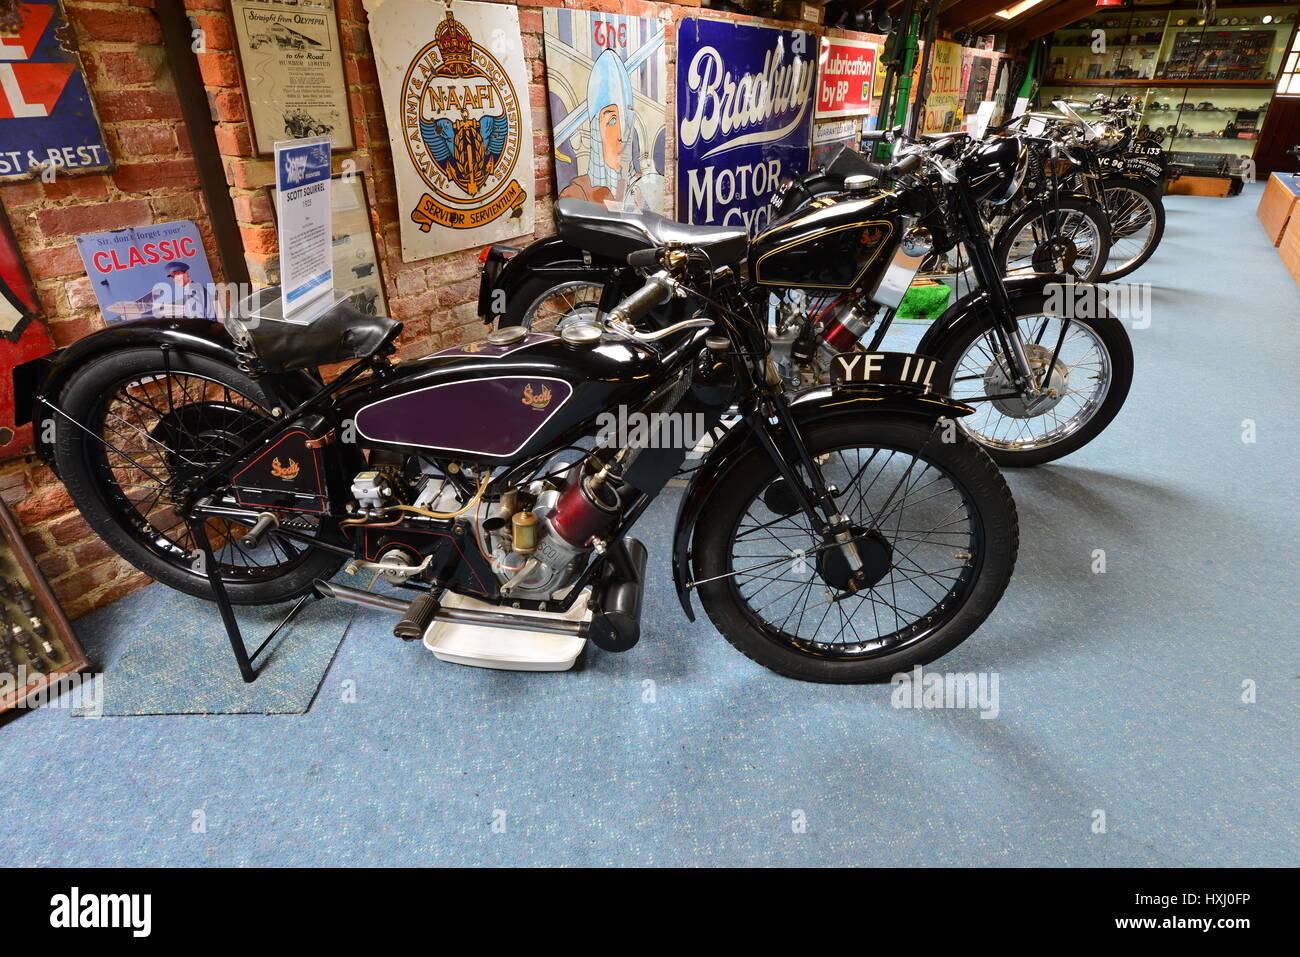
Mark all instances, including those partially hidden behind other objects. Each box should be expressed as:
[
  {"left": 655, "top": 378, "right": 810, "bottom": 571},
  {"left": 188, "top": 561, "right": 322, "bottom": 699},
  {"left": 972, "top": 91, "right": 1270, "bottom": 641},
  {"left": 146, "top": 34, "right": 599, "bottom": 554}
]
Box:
[
  {"left": 266, "top": 171, "right": 389, "bottom": 319},
  {"left": 225, "top": 0, "right": 356, "bottom": 157},
  {"left": 0, "top": 499, "right": 91, "bottom": 716}
]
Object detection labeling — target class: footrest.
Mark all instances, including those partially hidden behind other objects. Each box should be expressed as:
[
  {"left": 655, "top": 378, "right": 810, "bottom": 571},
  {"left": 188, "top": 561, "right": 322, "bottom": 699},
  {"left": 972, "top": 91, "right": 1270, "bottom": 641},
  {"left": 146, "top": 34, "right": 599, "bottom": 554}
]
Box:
[
  {"left": 394, "top": 593, "right": 439, "bottom": 641},
  {"left": 422, "top": 591, "right": 591, "bottom": 672}
]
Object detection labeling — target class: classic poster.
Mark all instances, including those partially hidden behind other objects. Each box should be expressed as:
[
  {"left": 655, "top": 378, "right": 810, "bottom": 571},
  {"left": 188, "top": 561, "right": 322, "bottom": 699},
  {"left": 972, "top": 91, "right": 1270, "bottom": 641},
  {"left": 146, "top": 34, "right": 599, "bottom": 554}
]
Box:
[
  {"left": 816, "top": 36, "right": 878, "bottom": 120},
  {"left": 677, "top": 17, "right": 815, "bottom": 235},
  {"left": 0, "top": 0, "right": 112, "bottom": 180},
  {"left": 364, "top": 0, "right": 534, "bottom": 262},
  {"left": 75, "top": 220, "right": 219, "bottom": 324},
  {"left": 921, "top": 40, "right": 963, "bottom": 134},
  {"left": 269, "top": 173, "right": 388, "bottom": 317},
  {"left": 228, "top": 0, "right": 354, "bottom": 155},
  {"left": 542, "top": 9, "right": 667, "bottom": 215},
  {"left": 965, "top": 55, "right": 993, "bottom": 114},
  {"left": 1, "top": 201, "right": 54, "bottom": 460}
]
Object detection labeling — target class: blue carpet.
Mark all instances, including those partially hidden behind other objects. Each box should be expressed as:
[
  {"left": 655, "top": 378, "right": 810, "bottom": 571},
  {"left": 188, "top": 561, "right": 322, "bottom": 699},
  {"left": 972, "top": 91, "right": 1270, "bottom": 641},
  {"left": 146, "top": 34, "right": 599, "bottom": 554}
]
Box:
[
  {"left": 70, "top": 589, "right": 355, "bottom": 716},
  {"left": 0, "top": 184, "right": 1295, "bottom": 865}
]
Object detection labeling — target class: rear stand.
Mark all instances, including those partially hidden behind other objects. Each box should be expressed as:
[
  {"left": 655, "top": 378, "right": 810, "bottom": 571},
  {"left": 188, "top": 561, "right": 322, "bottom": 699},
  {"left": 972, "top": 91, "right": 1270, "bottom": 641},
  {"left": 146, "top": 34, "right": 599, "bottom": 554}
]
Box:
[{"left": 188, "top": 518, "right": 319, "bottom": 683}]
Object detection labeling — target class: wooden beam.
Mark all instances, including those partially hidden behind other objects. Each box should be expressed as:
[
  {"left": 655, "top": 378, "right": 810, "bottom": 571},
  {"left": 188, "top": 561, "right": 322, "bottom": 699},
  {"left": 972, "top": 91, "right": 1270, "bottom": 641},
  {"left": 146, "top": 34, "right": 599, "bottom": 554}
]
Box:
[
  {"left": 941, "top": 0, "right": 1021, "bottom": 29},
  {"left": 1015, "top": 0, "right": 1097, "bottom": 41}
]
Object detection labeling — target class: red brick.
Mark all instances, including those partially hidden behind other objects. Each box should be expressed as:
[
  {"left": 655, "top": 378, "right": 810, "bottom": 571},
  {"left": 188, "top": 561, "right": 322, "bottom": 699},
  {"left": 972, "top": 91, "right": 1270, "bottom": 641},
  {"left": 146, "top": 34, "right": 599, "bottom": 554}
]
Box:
[
  {"left": 48, "top": 316, "right": 100, "bottom": 348},
  {"left": 95, "top": 50, "right": 160, "bottom": 86},
  {"left": 239, "top": 225, "right": 278, "bottom": 255},
  {"left": 113, "top": 159, "right": 200, "bottom": 192},
  {"left": 48, "top": 512, "right": 93, "bottom": 547},
  {"left": 74, "top": 8, "right": 163, "bottom": 44},
  {"left": 190, "top": 12, "right": 233, "bottom": 51},
  {"left": 197, "top": 51, "right": 240, "bottom": 87},
  {"left": 65, "top": 277, "right": 97, "bottom": 309},
  {"left": 232, "top": 191, "right": 272, "bottom": 224},
  {"left": 51, "top": 559, "right": 122, "bottom": 604},
  {"left": 72, "top": 537, "right": 117, "bottom": 566},
  {"left": 112, "top": 124, "right": 178, "bottom": 157},
  {"left": 95, "top": 89, "right": 183, "bottom": 123},
  {"left": 34, "top": 550, "right": 72, "bottom": 581},
  {"left": 35, "top": 199, "right": 151, "bottom": 238},
  {"left": 0, "top": 182, "right": 44, "bottom": 208},
  {"left": 24, "top": 243, "right": 85, "bottom": 280},
  {"left": 214, "top": 123, "right": 251, "bottom": 157},
  {"left": 13, "top": 485, "right": 73, "bottom": 526},
  {"left": 41, "top": 175, "right": 109, "bottom": 201}
]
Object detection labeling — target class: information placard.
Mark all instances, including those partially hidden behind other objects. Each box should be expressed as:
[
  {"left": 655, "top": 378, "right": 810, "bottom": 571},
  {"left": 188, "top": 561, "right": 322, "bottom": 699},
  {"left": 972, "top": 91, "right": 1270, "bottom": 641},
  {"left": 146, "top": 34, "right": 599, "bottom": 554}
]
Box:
[{"left": 274, "top": 136, "right": 333, "bottom": 320}]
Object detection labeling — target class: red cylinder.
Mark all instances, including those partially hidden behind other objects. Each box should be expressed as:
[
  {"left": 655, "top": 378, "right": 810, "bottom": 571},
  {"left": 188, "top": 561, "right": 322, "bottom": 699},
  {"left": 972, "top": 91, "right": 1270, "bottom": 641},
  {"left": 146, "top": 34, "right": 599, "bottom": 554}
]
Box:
[{"left": 548, "top": 475, "right": 619, "bottom": 546}]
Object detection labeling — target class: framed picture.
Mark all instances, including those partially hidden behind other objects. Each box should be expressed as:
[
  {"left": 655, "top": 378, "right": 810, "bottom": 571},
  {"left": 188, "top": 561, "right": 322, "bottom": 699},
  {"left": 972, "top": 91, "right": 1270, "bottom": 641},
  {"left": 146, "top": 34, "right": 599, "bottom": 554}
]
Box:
[
  {"left": 267, "top": 171, "right": 388, "bottom": 318},
  {"left": 226, "top": 0, "right": 355, "bottom": 156},
  {"left": 1, "top": 202, "right": 55, "bottom": 461},
  {"left": 0, "top": 498, "right": 91, "bottom": 716}
]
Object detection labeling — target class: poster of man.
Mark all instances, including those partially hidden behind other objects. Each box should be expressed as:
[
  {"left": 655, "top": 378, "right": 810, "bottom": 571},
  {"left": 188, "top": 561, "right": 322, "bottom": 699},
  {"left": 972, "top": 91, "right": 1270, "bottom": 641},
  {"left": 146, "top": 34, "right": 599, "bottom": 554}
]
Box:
[
  {"left": 75, "top": 220, "right": 219, "bottom": 324},
  {"left": 542, "top": 9, "right": 667, "bottom": 214}
]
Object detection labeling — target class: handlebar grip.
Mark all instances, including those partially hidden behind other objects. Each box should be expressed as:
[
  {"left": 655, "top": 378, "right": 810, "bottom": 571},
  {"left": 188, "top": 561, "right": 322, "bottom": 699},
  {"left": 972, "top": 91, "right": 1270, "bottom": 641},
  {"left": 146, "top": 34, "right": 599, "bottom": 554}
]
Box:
[
  {"left": 609, "top": 275, "right": 672, "bottom": 326},
  {"left": 892, "top": 152, "right": 922, "bottom": 176}
]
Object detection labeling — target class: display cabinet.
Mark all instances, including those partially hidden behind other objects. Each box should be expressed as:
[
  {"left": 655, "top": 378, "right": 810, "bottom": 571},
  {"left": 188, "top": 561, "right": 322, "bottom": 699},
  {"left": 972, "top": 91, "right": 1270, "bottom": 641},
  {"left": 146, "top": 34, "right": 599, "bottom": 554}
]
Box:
[{"left": 1039, "top": 3, "right": 1298, "bottom": 167}]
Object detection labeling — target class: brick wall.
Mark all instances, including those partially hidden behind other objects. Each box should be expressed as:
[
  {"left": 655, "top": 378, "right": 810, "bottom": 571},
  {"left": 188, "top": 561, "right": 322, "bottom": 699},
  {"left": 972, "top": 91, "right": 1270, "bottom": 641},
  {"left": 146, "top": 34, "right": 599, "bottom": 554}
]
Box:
[{"left": 3, "top": 0, "right": 989, "bottom": 620}]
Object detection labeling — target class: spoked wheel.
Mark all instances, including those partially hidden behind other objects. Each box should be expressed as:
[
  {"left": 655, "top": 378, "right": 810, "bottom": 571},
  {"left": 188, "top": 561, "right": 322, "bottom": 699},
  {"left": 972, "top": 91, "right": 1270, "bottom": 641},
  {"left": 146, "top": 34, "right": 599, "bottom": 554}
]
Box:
[
  {"left": 994, "top": 197, "right": 1112, "bottom": 282},
  {"left": 1098, "top": 177, "right": 1165, "bottom": 281},
  {"left": 693, "top": 415, "right": 1017, "bottom": 683},
  {"left": 51, "top": 347, "right": 345, "bottom": 603},
  {"left": 519, "top": 280, "right": 606, "bottom": 333},
  {"left": 934, "top": 294, "right": 1134, "bottom": 467}
]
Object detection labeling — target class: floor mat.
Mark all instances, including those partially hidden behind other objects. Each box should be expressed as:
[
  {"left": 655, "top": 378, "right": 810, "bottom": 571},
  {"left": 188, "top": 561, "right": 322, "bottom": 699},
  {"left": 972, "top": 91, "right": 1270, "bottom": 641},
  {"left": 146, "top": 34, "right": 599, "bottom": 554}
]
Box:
[{"left": 75, "top": 590, "right": 356, "bottom": 716}]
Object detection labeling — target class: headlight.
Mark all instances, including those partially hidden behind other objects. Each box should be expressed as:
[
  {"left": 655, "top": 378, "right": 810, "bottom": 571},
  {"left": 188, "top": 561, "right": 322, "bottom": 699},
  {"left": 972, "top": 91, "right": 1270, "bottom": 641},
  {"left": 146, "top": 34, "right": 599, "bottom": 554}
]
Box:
[{"left": 988, "top": 144, "right": 1028, "bottom": 206}]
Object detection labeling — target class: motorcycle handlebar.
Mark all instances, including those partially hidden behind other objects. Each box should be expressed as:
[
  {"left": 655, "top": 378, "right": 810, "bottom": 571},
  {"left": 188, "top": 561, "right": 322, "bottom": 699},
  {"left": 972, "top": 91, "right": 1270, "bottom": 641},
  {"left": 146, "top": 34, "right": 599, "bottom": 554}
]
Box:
[{"left": 608, "top": 272, "right": 673, "bottom": 326}]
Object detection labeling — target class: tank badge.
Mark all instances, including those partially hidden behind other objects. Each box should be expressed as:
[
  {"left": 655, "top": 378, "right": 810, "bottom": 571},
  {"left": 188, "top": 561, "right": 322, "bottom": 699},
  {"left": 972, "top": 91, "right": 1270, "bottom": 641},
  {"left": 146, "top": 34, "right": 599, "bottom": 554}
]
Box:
[
  {"left": 521, "top": 383, "right": 553, "bottom": 411},
  {"left": 271, "top": 457, "right": 301, "bottom": 482},
  {"left": 860, "top": 227, "right": 887, "bottom": 246},
  {"left": 462, "top": 340, "right": 486, "bottom": 353}
]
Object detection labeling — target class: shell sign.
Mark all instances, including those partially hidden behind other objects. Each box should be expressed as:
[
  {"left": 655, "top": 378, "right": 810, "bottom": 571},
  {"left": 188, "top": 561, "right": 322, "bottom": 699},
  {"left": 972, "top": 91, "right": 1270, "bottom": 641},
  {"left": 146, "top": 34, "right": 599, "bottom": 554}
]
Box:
[{"left": 363, "top": 0, "right": 534, "bottom": 262}]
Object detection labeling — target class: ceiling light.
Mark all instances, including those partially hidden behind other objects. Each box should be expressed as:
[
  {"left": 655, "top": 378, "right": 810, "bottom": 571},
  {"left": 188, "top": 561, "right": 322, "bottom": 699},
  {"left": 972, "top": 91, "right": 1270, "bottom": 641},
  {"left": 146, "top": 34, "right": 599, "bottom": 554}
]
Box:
[{"left": 994, "top": 0, "right": 1045, "bottom": 19}]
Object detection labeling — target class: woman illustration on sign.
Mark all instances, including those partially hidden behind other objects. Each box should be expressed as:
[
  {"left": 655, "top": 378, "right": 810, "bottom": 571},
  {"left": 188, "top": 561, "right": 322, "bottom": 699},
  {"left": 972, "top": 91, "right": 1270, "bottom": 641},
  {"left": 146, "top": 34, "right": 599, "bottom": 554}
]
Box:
[{"left": 560, "top": 49, "right": 638, "bottom": 207}]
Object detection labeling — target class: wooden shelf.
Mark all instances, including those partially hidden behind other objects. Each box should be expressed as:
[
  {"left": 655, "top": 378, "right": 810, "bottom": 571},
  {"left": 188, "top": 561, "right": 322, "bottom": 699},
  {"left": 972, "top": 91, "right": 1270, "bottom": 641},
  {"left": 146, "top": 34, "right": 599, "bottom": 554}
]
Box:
[{"left": 1042, "top": 77, "right": 1276, "bottom": 87}]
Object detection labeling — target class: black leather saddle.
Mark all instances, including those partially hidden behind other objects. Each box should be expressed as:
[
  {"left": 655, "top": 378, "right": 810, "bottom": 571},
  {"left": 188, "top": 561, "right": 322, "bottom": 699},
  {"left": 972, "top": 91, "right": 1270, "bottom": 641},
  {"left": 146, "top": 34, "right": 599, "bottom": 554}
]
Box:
[
  {"left": 554, "top": 198, "right": 748, "bottom": 268},
  {"left": 228, "top": 289, "right": 400, "bottom": 374}
]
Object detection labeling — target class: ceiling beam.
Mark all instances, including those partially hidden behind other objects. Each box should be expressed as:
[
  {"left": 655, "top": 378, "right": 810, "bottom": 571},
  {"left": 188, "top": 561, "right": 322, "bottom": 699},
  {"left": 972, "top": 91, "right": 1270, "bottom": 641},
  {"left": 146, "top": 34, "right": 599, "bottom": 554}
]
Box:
[
  {"left": 941, "top": 0, "right": 1021, "bottom": 30},
  {"left": 1015, "top": 0, "right": 1097, "bottom": 41}
]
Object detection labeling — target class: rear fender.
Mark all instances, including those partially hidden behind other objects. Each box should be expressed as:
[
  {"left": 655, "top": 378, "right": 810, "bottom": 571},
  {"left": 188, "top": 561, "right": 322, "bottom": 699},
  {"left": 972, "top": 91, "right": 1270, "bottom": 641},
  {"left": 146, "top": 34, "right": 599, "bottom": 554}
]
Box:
[
  {"left": 24, "top": 318, "right": 319, "bottom": 471},
  {"left": 476, "top": 236, "right": 626, "bottom": 324},
  {"left": 670, "top": 386, "right": 974, "bottom": 621}
]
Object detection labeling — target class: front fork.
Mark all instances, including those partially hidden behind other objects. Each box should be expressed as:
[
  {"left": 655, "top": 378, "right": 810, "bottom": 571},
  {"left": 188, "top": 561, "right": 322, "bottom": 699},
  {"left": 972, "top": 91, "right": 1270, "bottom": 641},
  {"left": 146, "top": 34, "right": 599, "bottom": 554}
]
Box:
[{"left": 744, "top": 387, "right": 869, "bottom": 584}]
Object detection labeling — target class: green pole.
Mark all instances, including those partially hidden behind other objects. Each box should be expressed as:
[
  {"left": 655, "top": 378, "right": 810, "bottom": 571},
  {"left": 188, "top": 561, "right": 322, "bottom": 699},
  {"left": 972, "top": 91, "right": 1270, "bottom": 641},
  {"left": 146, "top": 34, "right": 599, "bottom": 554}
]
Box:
[{"left": 883, "top": 13, "right": 921, "bottom": 159}]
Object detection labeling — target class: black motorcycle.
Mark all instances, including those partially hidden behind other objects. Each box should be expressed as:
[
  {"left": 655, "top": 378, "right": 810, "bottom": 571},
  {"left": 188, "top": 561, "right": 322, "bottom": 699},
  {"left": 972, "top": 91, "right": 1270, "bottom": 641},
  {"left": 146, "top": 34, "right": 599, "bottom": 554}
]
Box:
[
  {"left": 482, "top": 132, "right": 1133, "bottom": 468},
  {"left": 21, "top": 192, "right": 1017, "bottom": 683}
]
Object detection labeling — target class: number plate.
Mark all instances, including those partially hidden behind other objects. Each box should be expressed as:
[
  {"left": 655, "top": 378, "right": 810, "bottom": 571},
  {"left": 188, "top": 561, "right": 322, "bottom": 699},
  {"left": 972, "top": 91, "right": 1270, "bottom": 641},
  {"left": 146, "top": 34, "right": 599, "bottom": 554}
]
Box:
[{"left": 830, "top": 351, "right": 945, "bottom": 392}]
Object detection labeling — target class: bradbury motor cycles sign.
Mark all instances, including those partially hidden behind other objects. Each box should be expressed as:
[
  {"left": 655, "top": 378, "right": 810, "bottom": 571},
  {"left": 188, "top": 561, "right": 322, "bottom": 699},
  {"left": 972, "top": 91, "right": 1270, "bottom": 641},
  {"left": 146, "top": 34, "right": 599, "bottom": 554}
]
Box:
[
  {"left": 676, "top": 17, "right": 815, "bottom": 235},
  {"left": 364, "top": 0, "right": 534, "bottom": 261}
]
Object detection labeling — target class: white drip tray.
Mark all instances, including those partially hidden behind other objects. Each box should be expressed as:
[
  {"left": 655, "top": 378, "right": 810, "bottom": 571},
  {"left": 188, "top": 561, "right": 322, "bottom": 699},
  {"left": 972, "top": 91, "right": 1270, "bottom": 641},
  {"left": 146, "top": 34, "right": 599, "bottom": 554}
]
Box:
[{"left": 422, "top": 591, "right": 590, "bottom": 672}]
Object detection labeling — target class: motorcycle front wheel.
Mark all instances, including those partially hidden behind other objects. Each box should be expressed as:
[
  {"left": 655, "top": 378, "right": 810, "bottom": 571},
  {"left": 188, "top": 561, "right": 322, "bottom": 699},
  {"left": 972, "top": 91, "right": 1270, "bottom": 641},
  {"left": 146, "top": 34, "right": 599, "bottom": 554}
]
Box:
[
  {"left": 993, "top": 197, "right": 1112, "bottom": 282},
  {"left": 693, "top": 414, "right": 1017, "bottom": 683},
  {"left": 933, "top": 295, "right": 1134, "bottom": 467}
]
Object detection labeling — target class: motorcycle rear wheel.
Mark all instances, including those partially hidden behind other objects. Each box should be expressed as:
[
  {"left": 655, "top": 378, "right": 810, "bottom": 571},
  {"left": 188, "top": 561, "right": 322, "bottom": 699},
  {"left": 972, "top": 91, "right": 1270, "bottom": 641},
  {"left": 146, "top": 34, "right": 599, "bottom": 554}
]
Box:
[
  {"left": 993, "top": 197, "right": 1112, "bottom": 282},
  {"left": 1097, "top": 177, "right": 1165, "bottom": 281},
  {"left": 693, "top": 414, "right": 1017, "bottom": 683},
  {"left": 51, "top": 346, "right": 345, "bottom": 604}
]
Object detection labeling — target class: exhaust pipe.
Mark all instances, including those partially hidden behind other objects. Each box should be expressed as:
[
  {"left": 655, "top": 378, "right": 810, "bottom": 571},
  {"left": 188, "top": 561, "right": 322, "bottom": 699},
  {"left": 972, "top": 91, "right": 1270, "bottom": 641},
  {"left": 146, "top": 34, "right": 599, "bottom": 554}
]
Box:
[
  {"left": 313, "top": 580, "right": 591, "bottom": 641},
  {"left": 588, "top": 537, "right": 648, "bottom": 653}
]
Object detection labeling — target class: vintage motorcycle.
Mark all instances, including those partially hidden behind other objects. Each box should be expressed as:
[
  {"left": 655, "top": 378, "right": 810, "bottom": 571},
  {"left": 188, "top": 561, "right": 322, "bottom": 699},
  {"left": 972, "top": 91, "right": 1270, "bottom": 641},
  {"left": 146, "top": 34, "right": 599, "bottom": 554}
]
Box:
[
  {"left": 481, "top": 131, "right": 1134, "bottom": 467},
  {"left": 20, "top": 183, "right": 1018, "bottom": 683}
]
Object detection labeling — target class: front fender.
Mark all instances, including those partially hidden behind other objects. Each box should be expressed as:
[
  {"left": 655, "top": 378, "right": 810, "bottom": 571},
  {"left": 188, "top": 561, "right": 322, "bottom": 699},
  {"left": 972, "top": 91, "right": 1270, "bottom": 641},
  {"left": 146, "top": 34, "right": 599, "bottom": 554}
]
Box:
[
  {"left": 670, "top": 386, "right": 974, "bottom": 621},
  {"left": 23, "top": 318, "right": 317, "bottom": 470},
  {"left": 915, "top": 274, "right": 1066, "bottom": 358}
]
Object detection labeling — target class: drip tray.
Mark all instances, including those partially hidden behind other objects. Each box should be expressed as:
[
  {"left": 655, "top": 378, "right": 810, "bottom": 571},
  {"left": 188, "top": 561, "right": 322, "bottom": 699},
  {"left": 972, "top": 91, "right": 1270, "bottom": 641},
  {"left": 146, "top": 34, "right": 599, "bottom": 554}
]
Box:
[{"left": 422, "top": 591, "right": 590, "bottom": 672}]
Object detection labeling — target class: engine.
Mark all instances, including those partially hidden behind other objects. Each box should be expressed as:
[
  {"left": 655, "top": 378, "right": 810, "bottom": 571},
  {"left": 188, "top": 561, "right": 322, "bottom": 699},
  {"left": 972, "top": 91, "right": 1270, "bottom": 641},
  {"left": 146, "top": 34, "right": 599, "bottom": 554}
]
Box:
[{"left": 343, "top": 452, "right": 625, "bottom": 603}]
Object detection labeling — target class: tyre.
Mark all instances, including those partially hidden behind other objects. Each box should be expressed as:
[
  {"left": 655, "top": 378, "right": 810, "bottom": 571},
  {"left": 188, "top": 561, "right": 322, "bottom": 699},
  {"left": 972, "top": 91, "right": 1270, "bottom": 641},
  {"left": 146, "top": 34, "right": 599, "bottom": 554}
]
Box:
[
  {"left": 1097, "top": 177, "right": 1165, "bottom": 281},
  {"left": 993, "top": 197, "right": 1112, "bottom": 282},
  {"left": 693, "top": 414, "right": 1017, "bottom": 683},
  {"left": 933, "top": 292, "right": 1134, "bottom": 467},
  {"left": 51, "top": 346, "right": 346, "bottom": 604}
]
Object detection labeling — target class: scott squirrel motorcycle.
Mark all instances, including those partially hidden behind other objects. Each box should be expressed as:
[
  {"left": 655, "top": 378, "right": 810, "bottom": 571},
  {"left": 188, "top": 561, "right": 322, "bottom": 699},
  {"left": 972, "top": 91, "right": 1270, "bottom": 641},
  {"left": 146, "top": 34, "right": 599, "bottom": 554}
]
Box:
[
  {"left": 20, "top": 178, "right": 1018, "bottom": 682},
  {"left": 481, "top": 130, "right": 1133, "bottom": 467}
]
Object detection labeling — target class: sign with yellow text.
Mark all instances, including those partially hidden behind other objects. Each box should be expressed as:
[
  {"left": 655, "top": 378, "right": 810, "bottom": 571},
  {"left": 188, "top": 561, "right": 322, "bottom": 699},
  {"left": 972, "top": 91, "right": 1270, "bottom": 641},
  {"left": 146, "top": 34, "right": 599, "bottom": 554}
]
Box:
[
  {"left": 922, "top": 40, "right": 963, "bottom": 134},
  {"left": 363, "top": 0, "right": 534, "bottom": 261}
]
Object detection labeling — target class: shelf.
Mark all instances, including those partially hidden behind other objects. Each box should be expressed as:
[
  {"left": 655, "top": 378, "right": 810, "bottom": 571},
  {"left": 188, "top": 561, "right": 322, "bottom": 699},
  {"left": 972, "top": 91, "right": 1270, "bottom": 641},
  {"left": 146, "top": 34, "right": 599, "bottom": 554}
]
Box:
[{"left": 1042, "top": 78, "right": 1277, "bottom": 87}]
